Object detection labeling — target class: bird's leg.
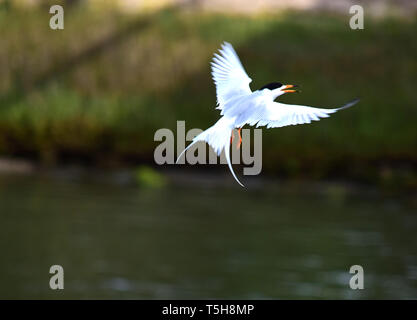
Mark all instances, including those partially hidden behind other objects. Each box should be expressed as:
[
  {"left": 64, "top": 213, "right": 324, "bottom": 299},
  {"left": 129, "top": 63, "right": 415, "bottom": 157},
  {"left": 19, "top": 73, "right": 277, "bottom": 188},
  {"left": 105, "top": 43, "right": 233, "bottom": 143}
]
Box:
[
  {"left": 230, "top": 129, "right": 235, "bottom": 144},
  {"left": 237, "top": 128, "right": 242, "bottom": 149}
]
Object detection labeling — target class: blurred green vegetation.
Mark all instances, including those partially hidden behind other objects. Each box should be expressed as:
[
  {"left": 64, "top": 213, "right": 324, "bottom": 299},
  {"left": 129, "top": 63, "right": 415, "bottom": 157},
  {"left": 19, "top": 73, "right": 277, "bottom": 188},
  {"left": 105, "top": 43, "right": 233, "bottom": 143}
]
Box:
[
  {"left": 135, "top": 165, "right": 167, "bottom": 188},
  {"left": 0, "top": 5, "right": 416, "bottom": 185}
]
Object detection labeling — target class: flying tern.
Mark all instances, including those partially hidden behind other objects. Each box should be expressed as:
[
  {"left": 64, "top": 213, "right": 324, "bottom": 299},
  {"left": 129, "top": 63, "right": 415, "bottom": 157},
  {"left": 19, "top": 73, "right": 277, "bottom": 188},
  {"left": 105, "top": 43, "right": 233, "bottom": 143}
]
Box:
[{"left": 177, "top": 42, "right": 359, "bottom": 187}]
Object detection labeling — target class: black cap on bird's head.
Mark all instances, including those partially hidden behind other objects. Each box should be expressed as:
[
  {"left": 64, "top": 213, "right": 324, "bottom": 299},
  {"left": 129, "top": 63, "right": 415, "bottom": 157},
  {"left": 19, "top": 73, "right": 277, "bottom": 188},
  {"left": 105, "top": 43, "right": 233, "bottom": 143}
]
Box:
[
  {"left": 260, "top": 82, "right": 283, "bottom": 90},
  {"left": 260, "top": 82, "right": 300, "bottom": 95}
]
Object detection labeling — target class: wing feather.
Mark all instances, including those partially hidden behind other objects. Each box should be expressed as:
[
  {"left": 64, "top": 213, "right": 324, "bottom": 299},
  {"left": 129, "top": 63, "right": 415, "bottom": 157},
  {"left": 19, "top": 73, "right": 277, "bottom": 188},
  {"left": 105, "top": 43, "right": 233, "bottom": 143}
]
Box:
[
  {"left": 211, "top": 42, "right": 252, "bottom": 114},
  {"left": 235, "top": 99, "right": 359, "bottom": 129}
]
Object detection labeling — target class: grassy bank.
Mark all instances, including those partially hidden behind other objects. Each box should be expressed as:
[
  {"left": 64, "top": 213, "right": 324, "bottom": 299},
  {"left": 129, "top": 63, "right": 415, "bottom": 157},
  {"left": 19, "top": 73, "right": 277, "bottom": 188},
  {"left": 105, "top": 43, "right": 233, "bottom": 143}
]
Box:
[{"left": 0, "top": 5, "right": 416, "bottom": 186}]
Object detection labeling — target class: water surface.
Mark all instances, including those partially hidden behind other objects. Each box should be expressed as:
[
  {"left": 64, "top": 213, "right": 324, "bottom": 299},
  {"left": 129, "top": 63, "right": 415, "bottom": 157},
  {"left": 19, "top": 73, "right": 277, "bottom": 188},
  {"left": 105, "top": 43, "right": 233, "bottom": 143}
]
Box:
[{"left": 0, "top": 172, "right": 416, "bottom": 299}]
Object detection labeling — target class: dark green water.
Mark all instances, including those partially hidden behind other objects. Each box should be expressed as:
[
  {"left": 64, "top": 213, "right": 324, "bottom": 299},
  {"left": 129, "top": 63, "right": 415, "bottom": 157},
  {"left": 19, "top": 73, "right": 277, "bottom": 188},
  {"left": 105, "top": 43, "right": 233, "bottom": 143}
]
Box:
[{"left": 0, "top": 172, "right": 416, "bottom": 299}]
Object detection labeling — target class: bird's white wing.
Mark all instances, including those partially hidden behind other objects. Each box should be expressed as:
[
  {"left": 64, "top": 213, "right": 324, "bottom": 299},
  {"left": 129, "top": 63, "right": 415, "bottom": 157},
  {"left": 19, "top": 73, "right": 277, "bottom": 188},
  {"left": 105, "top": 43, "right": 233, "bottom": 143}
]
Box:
[
  {"left": 235, "top": 99, "right": 359, "bottom": 129},
  {"left": 211, "top": 42, "right": 252, "bottom": 114}
]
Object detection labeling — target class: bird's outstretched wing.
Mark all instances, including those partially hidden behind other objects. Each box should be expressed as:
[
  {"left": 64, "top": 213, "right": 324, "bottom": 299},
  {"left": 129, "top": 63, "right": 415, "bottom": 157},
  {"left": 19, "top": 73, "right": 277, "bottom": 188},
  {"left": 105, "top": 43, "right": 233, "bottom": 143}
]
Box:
[
  {"left": 235, "top": 99, "right": 359, "bottom": 129},
  {"left": 211, "top": 42, "right": 252, "bottom": 114}
]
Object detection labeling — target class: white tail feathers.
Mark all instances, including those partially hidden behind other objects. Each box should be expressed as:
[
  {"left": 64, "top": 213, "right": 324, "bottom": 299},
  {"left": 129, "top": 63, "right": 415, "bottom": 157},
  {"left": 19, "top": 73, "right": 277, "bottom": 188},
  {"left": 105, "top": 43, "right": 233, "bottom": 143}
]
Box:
[
  {"left": 224, "top": 140, "right": 244, "bottom": 187},
  {"left": 176, "top": 117, "right": 245, "bottom": 187}
]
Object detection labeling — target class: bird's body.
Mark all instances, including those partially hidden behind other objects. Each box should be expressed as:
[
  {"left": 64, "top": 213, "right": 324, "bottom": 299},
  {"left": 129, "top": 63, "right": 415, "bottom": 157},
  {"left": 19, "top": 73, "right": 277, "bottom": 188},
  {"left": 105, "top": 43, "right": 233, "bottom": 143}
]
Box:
[{"left": 177, "top": 42, "right": 359, "bottom": 186}]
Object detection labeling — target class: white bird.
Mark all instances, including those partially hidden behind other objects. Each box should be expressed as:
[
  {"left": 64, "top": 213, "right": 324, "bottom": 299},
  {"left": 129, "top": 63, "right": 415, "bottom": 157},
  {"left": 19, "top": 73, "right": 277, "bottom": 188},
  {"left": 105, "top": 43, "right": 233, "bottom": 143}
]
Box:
[{"left": 177, "top": 42, "right": 359, "bottom": 187}]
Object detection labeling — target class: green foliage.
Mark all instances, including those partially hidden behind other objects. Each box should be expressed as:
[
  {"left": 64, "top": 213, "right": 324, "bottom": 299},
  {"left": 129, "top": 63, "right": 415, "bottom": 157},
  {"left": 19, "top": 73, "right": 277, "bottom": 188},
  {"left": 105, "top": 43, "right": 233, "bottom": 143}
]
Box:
[
  {"left": 0, "top": 7, "right": 416, "bottom": 182},
  {"left": 134, "top": 165, "right": 167, "bottom": 188}
]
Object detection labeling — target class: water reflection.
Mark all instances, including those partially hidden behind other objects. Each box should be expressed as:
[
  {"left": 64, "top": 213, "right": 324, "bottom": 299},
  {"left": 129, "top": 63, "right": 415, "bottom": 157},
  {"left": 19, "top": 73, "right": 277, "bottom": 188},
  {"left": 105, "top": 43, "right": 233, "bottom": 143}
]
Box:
[{"left": 0, "top": 172, "right": 416, "bottom": 299}]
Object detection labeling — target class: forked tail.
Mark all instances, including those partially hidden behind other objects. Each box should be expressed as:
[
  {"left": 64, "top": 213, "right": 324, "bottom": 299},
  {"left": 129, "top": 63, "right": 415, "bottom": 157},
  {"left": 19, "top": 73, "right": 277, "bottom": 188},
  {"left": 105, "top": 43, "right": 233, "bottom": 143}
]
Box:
[{"left": 176, "top": 117, "right": 244, "bottom": 187}]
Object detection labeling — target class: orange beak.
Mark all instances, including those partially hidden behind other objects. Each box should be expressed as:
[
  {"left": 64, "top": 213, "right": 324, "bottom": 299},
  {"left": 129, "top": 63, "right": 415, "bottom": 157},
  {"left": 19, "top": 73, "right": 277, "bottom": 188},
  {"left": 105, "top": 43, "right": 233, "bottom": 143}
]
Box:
[{"left": 283, "top": 84, "right": 299, "bottom": 93}]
